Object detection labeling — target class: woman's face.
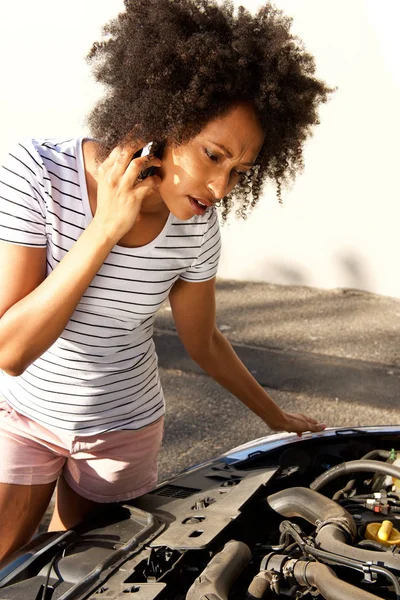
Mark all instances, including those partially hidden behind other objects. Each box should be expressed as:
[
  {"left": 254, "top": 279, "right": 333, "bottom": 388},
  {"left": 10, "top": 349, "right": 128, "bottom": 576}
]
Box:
[{"left": 155, "top": 102, "right": 265, "bottom": 220}]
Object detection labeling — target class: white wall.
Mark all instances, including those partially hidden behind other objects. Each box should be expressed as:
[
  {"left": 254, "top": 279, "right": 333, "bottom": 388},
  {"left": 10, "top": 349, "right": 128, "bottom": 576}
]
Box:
[
  {"left": 0, "top": 1, "right": 123, "bottom": 141},
  {"left": 1, "top": 1, "right": 399, "bottom": 297},
  {"left": 219, "top": 0, "right": 400, "bottom": 298}
]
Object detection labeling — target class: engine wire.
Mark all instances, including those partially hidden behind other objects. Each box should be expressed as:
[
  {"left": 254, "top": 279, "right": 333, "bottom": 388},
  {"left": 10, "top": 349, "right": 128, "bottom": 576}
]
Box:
[
  {"left": 41, "top": 553, "right": 61, "bottom": 600},
  {"left": 304, "top": 543, "right": 400, "bottom": 599},
  {"left": 39, "top": 537, "right": 124, "bottom": 600}
]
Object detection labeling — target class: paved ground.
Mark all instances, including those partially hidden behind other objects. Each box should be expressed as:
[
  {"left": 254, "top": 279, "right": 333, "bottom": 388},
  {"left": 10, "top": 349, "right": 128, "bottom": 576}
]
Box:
[{"left": 39, "top": 279, "right": 400, "bottom": 531}]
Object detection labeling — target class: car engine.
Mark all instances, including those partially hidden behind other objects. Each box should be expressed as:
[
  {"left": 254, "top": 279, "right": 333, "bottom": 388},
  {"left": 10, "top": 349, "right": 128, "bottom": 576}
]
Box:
[{"left": 1, "top": 428, "right": 400, "bottom": 599}]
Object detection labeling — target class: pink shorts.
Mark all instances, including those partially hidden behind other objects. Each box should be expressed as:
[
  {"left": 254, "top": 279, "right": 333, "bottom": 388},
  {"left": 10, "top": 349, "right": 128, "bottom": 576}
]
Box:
[{"left": 0, "top": 398, "right": 164, "bottom": 503}]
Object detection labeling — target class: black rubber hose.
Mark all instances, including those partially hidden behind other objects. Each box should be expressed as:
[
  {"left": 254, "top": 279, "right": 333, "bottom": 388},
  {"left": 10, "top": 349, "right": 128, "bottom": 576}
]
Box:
[
  {"left": 294, "top": 561, "right": 384, "bottom": 600},
  {"left": 333, "top": 478, "right": 356, "bottom": 501},
  {"left": 304, "top": 546, "right": 400, "bottom": 599},
  {"left": 333, "top": 451, "right": 392, "bottom": 501},
  {"left": 368, "top": 564, "right": 400, "bottom": 599},
  {"left": 316, "top": 523, "right": 400, "bottom": 572},
  {"left": 310, "top": 460, "right": 400, "bottom": 493},
  {"left": 357, "top": 539, "right": 392, "bottom": 552}
]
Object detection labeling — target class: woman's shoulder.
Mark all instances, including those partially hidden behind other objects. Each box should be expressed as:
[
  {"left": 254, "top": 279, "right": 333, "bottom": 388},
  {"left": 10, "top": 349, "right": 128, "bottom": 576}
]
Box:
[
  {"left": 2, "top": 137, "right": 82, "bottom": 174},
  {"left": 32, "top": 137, "right": 82, "bottom": 165}
]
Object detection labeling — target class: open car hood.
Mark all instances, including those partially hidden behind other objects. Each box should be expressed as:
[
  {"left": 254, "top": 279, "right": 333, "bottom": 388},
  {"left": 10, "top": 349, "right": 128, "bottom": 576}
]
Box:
[{"left": 2, "top": 426, "right": 400, "bottom": 600}]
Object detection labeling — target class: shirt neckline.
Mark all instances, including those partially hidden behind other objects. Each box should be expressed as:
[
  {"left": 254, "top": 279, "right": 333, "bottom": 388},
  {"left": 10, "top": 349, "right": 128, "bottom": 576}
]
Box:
[{"left": 76, "top": 137, "right": 173, "bottom": 254}]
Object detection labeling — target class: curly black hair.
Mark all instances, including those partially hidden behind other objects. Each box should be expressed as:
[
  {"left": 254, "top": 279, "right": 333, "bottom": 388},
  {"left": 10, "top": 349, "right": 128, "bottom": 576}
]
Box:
[{"left": 86, "top": 0, "right": 334, "bottom": 219}]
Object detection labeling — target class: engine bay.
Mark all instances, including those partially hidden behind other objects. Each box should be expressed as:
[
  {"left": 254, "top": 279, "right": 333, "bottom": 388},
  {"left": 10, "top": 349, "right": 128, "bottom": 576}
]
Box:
[{"left": 2, "top": 427, "right": 400, "bottom": 599}]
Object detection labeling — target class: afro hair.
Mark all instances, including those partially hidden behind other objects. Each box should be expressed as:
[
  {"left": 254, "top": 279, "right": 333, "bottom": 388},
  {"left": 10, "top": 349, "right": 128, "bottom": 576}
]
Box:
[{"left": 86, "top": 0, "right": 333, "bottom": 218}]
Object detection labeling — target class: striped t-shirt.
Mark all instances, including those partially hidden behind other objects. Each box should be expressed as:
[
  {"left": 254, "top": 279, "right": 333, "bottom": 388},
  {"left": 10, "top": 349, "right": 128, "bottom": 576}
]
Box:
[{"left": 0, "top": 138, "right": 221, "bottom": 435}]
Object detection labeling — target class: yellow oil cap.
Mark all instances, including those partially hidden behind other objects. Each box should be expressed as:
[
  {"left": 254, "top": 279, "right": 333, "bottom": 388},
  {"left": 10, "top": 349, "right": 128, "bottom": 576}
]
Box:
[{"left": 366, "top": 520, "right": 400, "bottom": 546}]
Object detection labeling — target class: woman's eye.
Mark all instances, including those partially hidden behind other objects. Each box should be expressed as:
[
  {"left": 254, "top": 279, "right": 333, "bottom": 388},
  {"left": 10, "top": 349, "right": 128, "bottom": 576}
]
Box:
[
  {"left": 204, "top": 148, "right": 250, "bottom": 182},
  {"left": 205, "top": 148, "right": 218, "bottom": 162}
]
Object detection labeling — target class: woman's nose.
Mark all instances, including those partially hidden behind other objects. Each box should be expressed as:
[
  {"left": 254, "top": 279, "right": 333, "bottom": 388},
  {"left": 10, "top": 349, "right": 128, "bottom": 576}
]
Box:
[{"left": 206, "top": 173, "right": 231, "bottom": 200}]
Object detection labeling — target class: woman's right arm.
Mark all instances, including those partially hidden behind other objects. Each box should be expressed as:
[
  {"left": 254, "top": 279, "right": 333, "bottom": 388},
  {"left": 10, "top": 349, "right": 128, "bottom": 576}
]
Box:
[{"left": 0, "top": 145, "right": 161, "bottom": 376}]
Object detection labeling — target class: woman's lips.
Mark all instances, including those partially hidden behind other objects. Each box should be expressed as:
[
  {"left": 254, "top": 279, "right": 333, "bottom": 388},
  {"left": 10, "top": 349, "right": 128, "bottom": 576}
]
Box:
[
  {"left": 188, "top": 196, "right": 208, "bottom": 215},
  {"left": 191, "top": 196, "right": 213, "bottom": 208}
]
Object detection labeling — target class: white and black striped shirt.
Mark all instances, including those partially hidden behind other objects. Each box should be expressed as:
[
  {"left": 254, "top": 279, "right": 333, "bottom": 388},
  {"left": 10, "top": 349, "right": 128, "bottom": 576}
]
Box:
[{"left": 0, "top": 138, "right": 221, "bottom": 435}]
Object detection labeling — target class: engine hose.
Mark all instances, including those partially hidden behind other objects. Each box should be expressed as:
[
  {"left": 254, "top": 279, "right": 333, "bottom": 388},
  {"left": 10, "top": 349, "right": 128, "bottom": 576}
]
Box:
[
  {"left": 310, "top": 460, "right": 400, "bottom": 493},
  {"left": 305, "top": 544, "right": 400, "bottom": 599},
  {"left": 362, "top": 450, "right": 392, "bottom": 461},
  {"left": 267, "top": 486, "right": 357, "bottom": 537},
  {"left": 186, "top": 540, "right": 251, "bottom": 600},
  {"left": 357, "top": 539, "right": 392, "bottom": 552},
  {"left": 332, "top": 452, "right": 392, "bottom": 501},
  {"left": 292, "top": 560, "right": 384, "bottom": 600},
  {"left": 316, "top": 524, "right": 400, "bottom": 573},
  {"left": 247, "top": 570, "right": 273, "bottom": 599},
  {"left": 333, "top": 478, "right": 356, "bottom": 501},
  {"left": 268, "top": 487, "right": 400, "bottom": 573}
]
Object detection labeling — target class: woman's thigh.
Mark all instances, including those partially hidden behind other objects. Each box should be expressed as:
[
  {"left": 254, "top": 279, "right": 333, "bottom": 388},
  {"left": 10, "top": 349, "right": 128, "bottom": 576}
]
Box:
[
  {"left": 0, "top": 480, "right": 56, "bottom": 565},
  {"left": 0, "top": 398, "right": 67, "bottom": 562},
  {"left": 47, "top": 474, "right": 95, "bottom": 532}
]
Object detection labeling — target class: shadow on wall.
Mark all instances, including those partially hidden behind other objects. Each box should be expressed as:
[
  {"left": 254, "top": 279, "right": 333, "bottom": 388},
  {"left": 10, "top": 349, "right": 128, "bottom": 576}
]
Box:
[{"left": 336, "top": 250, "right": 371, "bottom": 291}]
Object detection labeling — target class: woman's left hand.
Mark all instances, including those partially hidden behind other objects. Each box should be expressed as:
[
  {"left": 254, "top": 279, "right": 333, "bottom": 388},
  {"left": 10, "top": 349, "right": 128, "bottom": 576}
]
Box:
[{"left": 270, "top": 411, "right": 326, "bottom": 437}]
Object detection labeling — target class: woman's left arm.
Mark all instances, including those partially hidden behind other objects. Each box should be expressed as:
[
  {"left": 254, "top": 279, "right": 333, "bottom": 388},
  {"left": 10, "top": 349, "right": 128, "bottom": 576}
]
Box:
[{"left": 169, "top": 277, "right": 326, "bottom": 436}]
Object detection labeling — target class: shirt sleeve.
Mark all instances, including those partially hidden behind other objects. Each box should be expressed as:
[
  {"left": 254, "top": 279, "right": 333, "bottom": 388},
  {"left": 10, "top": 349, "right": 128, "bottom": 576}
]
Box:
[
  {"left": 0, "top": 140, "right": 47, "bottom": 247},
  {"left": 179, "top": 209, "right": 221, "bottom": 282}
]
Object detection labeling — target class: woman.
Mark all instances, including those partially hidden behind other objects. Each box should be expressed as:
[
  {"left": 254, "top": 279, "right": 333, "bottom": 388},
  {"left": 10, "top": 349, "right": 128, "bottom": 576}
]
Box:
[{"left": 0, "top": 0, "right": 331, "bottom": 561}]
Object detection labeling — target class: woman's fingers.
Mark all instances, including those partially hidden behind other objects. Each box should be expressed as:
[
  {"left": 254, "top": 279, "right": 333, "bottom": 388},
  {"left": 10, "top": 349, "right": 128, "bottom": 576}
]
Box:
[
  {"left": 101, "top": 145, "right": 162, "bottom": 188},
  {"left": 282, "top": 412, "right": 326, "bottom": 436},
  {"left": 300, "top": 417, "right": 326, "bottom": 432},
  {"left": 113, "top": 145, "right": 144, "bottom": 173},
  {"left": 98, "top": 145, "right": 127, "bottom": 175},
  {"left": 125, "top": 154, "right": 162, "bottom": 185}
]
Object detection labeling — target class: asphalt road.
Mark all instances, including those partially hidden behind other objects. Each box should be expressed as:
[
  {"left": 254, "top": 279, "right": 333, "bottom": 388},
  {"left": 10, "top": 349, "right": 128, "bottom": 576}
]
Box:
[{"left": 39, "top": 280, "right": 400, "bottom": 530}]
